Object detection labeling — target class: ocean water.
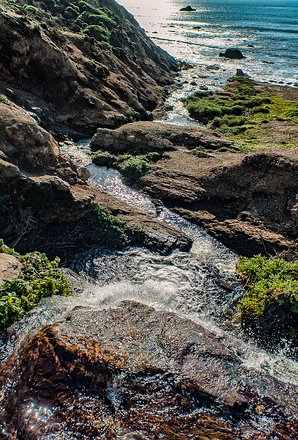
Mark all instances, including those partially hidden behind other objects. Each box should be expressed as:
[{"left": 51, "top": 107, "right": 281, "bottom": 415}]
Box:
[{"left": 117, "top": 0, "right": 298, "bottom": 90}]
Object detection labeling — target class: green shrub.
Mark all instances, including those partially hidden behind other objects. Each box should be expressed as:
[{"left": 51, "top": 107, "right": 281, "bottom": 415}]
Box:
[
  {"left": 237, "top": 255, "right": 298, "bottom": 318},
  {"left": 213, "top": 115, "right": 247, "bottom": 127},
  {"left": 187, "top": 100, "right": 223, "bottom": 121},
  {"left": 78, "top": 11, "right": 115, "bottom": 28},
  {"left": 24, "top": 5, "right": 39, "bottom": 14},
  {"left": 0, "top": 242, "right": 73, "bottom": 329},
  {"left": 119, "top": 157, "right": 151, "bottom": 180},
  {"left": 92, "top": 150, "right": 116, "bottom": 166},
  {"left": 247, "top": 97, "right": 272, "bottom": 107},
  {"left": 226, "top": 104, "right": 244, "bottom": 116},
  {"left": 78, "top": 0, "right": 99, "bottom": 14},
  {"left": 251, "top": 106, "right": 270, "bottom": 114},
  {"left": 185, "top": 77, "right": 298, "bottom": 150},
  {"left": 64, "top": 5, "right": 80, "bottom": 19},
  {"left": 83, "top": 24, "right": 109, "bottom": 41}
]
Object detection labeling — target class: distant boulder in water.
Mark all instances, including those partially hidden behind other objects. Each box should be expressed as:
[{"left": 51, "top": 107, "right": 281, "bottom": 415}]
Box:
[
  {"left": 219, "top": 49, "right": 245, "bottom": 59},
  {"left": 236, "top": 68, "right": 248, "bottom": 77},
  {"left": 180, "top": 6, "right": 196, "bottom": 12}
]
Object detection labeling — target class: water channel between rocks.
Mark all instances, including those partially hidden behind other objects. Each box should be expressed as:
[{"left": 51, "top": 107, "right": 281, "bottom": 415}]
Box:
[{"left": 53, "top": 139, "right": 298, "bottom": 386}]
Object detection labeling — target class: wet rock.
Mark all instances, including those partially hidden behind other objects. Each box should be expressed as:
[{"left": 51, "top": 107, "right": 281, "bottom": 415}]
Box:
[
  {"left": 236, "top": 68, "right": 246, "bottom": 77},
  {"left": 219, "top": 49, "right": 245, "bottom": 59},
  {"left": 76, "top": 166, "right": 90, "bottom": 182},
  {"left": 1, "top": 301, "right": 297, "bottom": 439},
  {"left": 91, "top": 121, "right": 236, "bottom": 154}
]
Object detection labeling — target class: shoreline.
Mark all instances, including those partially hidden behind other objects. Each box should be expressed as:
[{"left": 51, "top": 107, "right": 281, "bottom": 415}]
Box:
[{"left": 161, "top": 62, "right": 298, "bottom": 126}]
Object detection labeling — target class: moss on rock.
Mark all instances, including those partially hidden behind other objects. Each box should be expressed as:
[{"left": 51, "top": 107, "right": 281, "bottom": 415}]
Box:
[
  {"left": 0, "top": 240, "right": 73, "bottom": 329},
  {"left": 85, "top": 204, "right": 129, "bottom": 247},
  {"left": 186, "top": 77, "right": 298, "bottom": 150},
  {"left": 236, "top": 254, "right": 298, "bottom": 342}
]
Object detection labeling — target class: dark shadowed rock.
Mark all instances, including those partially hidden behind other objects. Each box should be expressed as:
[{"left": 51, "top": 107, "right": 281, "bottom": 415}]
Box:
[
  {"left": 0, "top": 301, "right": 297, "bottom": 439},
  {"left": 180, "top": 6, "right": 196, "bottom": 12},
  {"left": 236, "top": 68, "right": 246, "bottom": 77},
  {"left": 219, "top": 49, "right": 245, "bottom": 59}
]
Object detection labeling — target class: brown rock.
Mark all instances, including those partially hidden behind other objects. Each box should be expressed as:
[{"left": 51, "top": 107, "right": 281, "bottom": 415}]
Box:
[
  {"left": 1, "top": 301, "right": 297, "bottom": 439},
  {"left": 0, "top": 3, "right": 178, "bottom": 135},
  {"left": 142, "top": 148, "right": 298, "bottom": 256},
  {"left": 91, "top": 121, "right": 236, "bottom": 154},
  {"left": 0, "top": 101, "right": 60, "bottom": 170},
  {"left": 0, "top": 253, "right": 22, "bottom": 284},
  {"left": 0, "top": 158, "right": 20, "bottom": 183}
]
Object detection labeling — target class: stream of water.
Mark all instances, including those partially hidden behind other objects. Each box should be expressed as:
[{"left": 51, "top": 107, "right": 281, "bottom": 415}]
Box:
[
  {"left": 1, "top": 134, "right": 297, "bottom": 440},
  {"left": 23, "top": 138, "right": 292, "bottom": 387}
]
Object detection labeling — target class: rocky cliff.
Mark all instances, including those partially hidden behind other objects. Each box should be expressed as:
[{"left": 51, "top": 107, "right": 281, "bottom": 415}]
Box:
[
  {"left": 0, "top": 0, "right": 178, "bottom": 136},
  {"left": 0, "top": 0, "right": 187, "bottom": 256}
]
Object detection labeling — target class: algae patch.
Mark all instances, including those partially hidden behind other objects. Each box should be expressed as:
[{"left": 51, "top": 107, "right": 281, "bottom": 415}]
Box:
[{"left": 186, "top": 77, "right": 298, "bottom": 150}]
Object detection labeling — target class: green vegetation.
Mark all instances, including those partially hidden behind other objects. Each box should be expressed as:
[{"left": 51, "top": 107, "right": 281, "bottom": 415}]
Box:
[
  {"left": 86, "top": 204, "right": 129, "bottom": 246},
  {"left": 92, "top": 150, "right": 117, "bottom": 167},
  {"left": 118, "top": 156, "right": 151, "bottom": 180},
  {"left": 2, "top": 0, "right": 117, "bottom": 44},
  {"left": 0, "top": 94, "right": 11, "bottom": 105},
  {"left": 236, "top": 255, "right": 298, "bottom": 335},
  {"left": 92, "top": 150, "right": 164, "bottom": 181},
  {"left": 24, "top": 4, "right": 39, "bottom": 14},
  {"left": 0, "top": 240, "right": 73, "bottom": 329},
  {"left": 185, "top": 77, "right": 298, "bottom": 150}
]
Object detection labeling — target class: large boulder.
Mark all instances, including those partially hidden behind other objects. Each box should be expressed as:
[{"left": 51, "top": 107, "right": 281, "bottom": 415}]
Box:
[
  {"left": 219, "top": 49, "right": 245, "bottom": 59},
  {"left": 142, "top": 148, "right": 298, "bottom": 256},
  {"left": 0, "top": 301, "right": 297, "bottom": 438},
  {"left": 0, "top": 100, "right": 60, "bottom": 170},
  {"left": 91, "top": 121, "right": 236, "bottom": 154}
]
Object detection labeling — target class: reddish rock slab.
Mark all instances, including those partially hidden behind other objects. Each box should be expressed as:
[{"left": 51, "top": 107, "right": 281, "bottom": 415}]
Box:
[{"left": 0, "top": 301, "right": 297, "bottom": 439}]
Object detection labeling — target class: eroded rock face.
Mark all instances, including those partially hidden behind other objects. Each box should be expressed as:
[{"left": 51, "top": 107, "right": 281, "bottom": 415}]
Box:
[
  {"left": 0, "top": 0, "right": 178, "bottom": 136},
  {"left": 0, "top": 301, "right": 297, "bottom": 439},
  {"left": 142, "top": 148, "right": 298, "bottom": 256},
  {"left": 91, "top": 121, "right": 236, "bottom": 154},
  {"left": 0, "top": 100, "right": 60, "bottom": 170}
]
